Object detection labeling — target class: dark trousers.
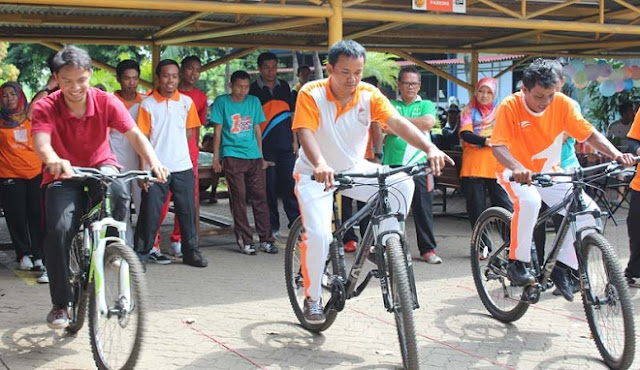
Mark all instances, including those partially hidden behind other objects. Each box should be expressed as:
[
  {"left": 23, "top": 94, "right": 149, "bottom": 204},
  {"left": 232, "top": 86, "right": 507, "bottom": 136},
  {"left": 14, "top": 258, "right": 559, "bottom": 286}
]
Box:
[
  {"left": 342, "top": 197, "right": 368, "bottom": 243},
  {"left": 224, "top": 157, "right": 274, "bottom": 245},
  {"left": 0, "top": 174, "right": 43, "bottom": 261},
  {"left": 264, "top": 148, "right": 299, "bottom": 232},
  {"left": 44, "top": 168, "right": 129, "bottom": 306},
  {"left": 626, "top": 190, "right": 640, "bottom": 278},
  {"left": 412, "top": 173, "right": 437, "bottom": 254},
  {"left": 461, "top": 177, "right": 513, "bottom": 230},
  {"left": 135, "top": 169, "right": 196, "bottom": 257},
  {"left": 532, "top": 203, "right": 564, "bottom": 264}
]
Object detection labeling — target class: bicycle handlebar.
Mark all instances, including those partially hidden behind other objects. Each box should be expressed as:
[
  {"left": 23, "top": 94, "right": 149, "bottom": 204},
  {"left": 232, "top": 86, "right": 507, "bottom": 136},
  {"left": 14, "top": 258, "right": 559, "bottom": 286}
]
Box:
[
  {"left": 71, "top": 167, "right": 159, "bottom": 183},
  {"left": 313, "top": 162, "right": 431, "bottom": 188},
  {"left": 508, "top": 156, "right": 640, "bottom": 184}
]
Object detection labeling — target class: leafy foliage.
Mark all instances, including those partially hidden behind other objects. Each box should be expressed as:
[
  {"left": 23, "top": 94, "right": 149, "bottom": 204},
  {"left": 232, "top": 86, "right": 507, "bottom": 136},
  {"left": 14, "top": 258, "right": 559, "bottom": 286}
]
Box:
[{"left": 363, "top": 52, "right": 400, "bottom": 88}]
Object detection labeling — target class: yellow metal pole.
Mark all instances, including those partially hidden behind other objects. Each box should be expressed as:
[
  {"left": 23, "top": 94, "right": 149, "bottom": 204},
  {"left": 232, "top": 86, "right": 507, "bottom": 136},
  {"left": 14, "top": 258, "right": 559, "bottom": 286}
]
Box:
[
  {"left": 494, "top": 56, "right": 532, "bottom": 79},
  {"left": 201, "top": 48, "right": 258, "bottom": 72},
  {"left": 152, "top": 12, "right": 211, "bottom": 38},
  {"left": 152, "top": 44, "right": 161, "bottom": 87},
  {"left": 470, "top": 51, "right": 478, "bottom": 94},
  {"left": 328, "top": 0, "right": 343, "bottom": 47},
  {"left": 345, "top": 22, "right": 404, "bottom": 40},
  {"left": 394, "top": 50, "right": 473, "bottom": 91}
]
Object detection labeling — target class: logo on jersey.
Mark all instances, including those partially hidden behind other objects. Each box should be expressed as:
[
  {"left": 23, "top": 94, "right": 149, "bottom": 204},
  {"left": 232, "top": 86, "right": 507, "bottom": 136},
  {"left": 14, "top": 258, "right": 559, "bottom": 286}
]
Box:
[
  {"left": 230, "top": 113, "right": 253, "bottom": 134},
  {"left": 520, "top": 121, "right": 531, "bottom": 128}
]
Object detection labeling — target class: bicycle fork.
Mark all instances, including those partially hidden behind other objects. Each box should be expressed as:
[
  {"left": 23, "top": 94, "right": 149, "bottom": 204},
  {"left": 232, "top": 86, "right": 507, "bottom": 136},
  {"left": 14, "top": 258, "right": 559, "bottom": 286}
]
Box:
[{"left": 89, "top": 217, "right": 131, "bottom": 317}]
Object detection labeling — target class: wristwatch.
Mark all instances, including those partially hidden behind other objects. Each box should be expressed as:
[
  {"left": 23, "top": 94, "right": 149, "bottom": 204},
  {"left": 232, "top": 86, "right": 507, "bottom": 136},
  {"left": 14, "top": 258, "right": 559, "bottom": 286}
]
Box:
[
  {"left": 41, "top": 87, "right": 54, "bottom": 94},
  {"left": 374, "top": 152, "right": 383, "bottom": 159}
]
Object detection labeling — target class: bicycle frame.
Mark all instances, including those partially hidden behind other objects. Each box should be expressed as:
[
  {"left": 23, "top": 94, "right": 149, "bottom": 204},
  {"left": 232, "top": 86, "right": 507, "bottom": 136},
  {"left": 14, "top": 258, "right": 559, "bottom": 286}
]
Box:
[{"left": 326, "top": 166, "right": 421, "bottom": 312}]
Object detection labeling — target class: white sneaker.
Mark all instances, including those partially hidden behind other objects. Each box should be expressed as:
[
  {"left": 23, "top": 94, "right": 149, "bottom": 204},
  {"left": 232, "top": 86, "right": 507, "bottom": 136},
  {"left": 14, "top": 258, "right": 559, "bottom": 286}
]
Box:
[
  {"left": 170, "top": 241, "right": 183, "bottom": 257},
  {"left": 19, "top": 255, "right": 33, "bottom": 271},
  {"left": 32, "top": 259, "right": 44, "bottom": 271},
  {"left": 37, "top": 269, "right": 49, "bottom": 284}
]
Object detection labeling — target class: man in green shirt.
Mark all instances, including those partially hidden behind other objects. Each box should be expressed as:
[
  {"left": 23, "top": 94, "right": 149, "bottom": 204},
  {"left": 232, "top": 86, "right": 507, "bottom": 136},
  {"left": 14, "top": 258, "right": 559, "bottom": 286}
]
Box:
[{"left": 383, "top": 66, "right": 441, "bottom": 264}]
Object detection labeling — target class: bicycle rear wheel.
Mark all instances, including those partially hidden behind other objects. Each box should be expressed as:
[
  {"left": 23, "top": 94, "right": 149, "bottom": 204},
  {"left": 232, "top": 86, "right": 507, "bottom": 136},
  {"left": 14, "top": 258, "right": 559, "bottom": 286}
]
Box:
[
  {"left": 581, "top": 233, "right": 635, "bottom": 370},
  {"left": 470, "top": 207, "right": 529, "bottom": 322},
  {"left": 284, "top": 217, "right": 338, "bottom": 332},
  {"left": 89, "top": 242, "right": 146, "bottom": 370},
  {"left": 67, "top": 232, "right": 89, "bottom": 334},
  {"left": 385, "top": 235, "right": 418, "bottom": 370}
]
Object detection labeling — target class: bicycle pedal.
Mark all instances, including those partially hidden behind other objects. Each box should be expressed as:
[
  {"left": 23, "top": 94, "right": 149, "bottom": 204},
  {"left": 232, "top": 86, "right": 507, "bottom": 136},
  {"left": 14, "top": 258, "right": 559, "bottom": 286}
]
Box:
[{"left": 371, "top": 269, "right": 380, "bottom": 278}]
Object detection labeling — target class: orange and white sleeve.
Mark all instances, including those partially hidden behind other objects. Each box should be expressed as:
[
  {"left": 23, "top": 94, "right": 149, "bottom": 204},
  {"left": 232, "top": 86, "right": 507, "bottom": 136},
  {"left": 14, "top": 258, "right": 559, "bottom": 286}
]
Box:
[
  {"left": 186, "top": 101, "right": 201, "bottom": 129},
  {"left": 370, "top": 89, "right": 396, "bottom": 131},
  {"left": 292, "top": 89, "right": 319, "bottom": 132},
  {"left": 137, "top": 106, "right": 152, "bottom": 136}
]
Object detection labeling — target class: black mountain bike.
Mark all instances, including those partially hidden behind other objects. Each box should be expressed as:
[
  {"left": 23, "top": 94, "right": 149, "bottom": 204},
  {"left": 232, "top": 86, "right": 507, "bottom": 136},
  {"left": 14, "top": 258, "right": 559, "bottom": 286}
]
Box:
[
  {"left": 470, "top": 159, "right": 637, "bottom": 370},
  {"left": 64, "top": 167, "right": 155, "bottom": 370},
  {"left": 285, "top": 162, "right": 430, "bottom": 370}
]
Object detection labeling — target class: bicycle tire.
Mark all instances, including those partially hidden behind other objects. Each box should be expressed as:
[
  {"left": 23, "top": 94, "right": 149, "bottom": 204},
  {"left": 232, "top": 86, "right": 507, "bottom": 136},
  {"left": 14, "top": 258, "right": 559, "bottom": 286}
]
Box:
[
  {"left": 385, "top": 236, "right": 419, "bottom": 370},
  {"left": 581, "top": 233, "right": 635, "bottom": 370},
  {"left": 89, "top": 242, "right": 146, "bottom": 370},
  {"left": 284, "top": 216, "right": 338, "bottom": 332},
  {"left": 470, "top": 207, "right": 529, "bottom": 322},
  {"left": 66, "top": 232, "right": 89, "bottom": 334}
]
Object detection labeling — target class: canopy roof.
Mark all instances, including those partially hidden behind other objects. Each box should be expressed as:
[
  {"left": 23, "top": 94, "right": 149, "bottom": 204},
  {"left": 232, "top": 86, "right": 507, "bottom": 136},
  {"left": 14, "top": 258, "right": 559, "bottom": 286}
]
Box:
[{"left": 1, "top": 0, "right": 640, "bottom": 58}]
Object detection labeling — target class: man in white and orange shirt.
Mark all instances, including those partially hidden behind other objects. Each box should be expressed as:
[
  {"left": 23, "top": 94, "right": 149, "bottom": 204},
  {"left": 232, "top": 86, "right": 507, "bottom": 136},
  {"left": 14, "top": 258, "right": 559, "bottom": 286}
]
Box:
[
  {"left": 134, "top": 59, "right": 207, "bottom": 268},
  {"left": 111, "top": 59, "right": 144, "bottom": 247},
  {"left": 491, "top": 58, "right": 635, "bottom": 301},
  {"left": 293, "top": 40, "right": 452, "bottom": 325}
]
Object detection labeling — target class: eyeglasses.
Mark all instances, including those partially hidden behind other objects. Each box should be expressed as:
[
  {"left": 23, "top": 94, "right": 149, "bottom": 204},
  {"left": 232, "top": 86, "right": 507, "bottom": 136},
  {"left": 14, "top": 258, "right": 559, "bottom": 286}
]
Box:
[{"left": 399, "top": 81, "right": 420, "bottom": 88}]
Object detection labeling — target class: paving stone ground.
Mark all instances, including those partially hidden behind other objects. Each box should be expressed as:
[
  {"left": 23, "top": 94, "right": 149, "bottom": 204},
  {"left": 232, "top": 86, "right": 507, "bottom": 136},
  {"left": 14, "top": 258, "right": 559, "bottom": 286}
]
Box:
[{"left": 0, "top": 191, "right": 639, "bottom": 369}]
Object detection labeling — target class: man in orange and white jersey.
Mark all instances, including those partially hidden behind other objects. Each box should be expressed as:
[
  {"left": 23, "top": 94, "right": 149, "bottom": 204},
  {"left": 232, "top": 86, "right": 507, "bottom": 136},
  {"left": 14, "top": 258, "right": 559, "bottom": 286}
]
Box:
[
  {"left": 292, "top": 40, "right": 452, "bottom": 325},
  {"left": 491, "top": 58, "right": 635, "bottom": 301}
]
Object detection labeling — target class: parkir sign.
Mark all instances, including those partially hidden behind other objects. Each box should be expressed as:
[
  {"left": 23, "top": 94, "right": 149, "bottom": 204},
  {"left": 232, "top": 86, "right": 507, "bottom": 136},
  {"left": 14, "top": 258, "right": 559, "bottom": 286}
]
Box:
[{"left": 412, "top": 0, "right": 466, "bottom": 13}]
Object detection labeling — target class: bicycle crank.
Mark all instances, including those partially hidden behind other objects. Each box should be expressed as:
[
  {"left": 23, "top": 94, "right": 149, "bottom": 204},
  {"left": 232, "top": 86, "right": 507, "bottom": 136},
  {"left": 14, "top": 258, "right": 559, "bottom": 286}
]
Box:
[
  {"left": 522, "top": 283, "right": 541, "bottom": 304},
  {"left": 326, "top": 278, "right": 346, "bottom": 312}
]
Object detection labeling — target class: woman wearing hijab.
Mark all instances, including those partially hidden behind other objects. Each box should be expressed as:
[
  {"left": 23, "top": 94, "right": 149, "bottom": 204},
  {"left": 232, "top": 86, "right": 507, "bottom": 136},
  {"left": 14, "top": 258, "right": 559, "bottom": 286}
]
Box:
[
  {"left": 0, "top": 82, "right": 44, "bottom": 273},
  {"left": 459, "top": 77, "right": 513, "bottom": 235}
]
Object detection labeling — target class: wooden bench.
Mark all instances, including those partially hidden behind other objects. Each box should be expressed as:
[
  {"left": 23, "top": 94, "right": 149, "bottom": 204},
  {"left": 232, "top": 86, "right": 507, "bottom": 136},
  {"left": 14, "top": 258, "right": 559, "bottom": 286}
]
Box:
[{"left": 433, "top": 150, "right": 464, "bottom": 215}]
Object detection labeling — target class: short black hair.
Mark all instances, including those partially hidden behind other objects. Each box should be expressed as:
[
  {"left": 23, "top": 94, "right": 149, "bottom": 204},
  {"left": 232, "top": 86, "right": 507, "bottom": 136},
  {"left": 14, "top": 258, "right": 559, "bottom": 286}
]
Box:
[
  {"left": 297, "top": 65, "right": 311, "bottom": 75},
  {"left": 619, "top": 101, "right": 635, "bottom": 116},
  {"left": 362, "top": 76, "right": 378, "bottom": 86},
  {"left": 257, "top": 52, "right": 277, "bottom": 67},
  {"left": 328, "top": 40, "right": 366, "bottom": 66},
  {"left": 230, "top": 70, "right": 250, "bottom": 84},
  {"left": 398, "top": 66, "right": 420, "bottom": 83},
  {"left": 116, "top": 59, "right": 140, "bottom": 79},
  {"left": 155, "top": 59, "right": 180, "bottom": 77},
  {"left": 181, "top": 55, "right": 202, "bottom": 69},
  {"left": 50, "top": 45, "right": 92, "bottom": 74},
  {"left": 522, "top": 58, "right": 561, "bottom": 90}
]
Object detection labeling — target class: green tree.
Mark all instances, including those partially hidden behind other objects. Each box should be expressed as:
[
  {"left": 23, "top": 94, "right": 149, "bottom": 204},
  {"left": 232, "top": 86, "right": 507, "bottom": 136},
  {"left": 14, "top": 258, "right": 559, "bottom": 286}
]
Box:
[{"left": 363, "top": 52, "right": 400, "bottom": 89}]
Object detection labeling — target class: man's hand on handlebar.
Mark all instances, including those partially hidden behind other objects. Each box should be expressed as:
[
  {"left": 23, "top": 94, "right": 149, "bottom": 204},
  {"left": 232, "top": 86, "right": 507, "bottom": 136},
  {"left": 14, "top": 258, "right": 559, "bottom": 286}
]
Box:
[
  {"left": 46, "top": 158, "right": 74, "bottom": 179},
  {"left": 512, "top": 165, "right": 533, "bottom": 185},
  {"left": 615, "top": 152, "right": 636, "bottom": 168},
  {"left": 313, "top": 162, "right": 335, "bottom": 191},
  {"left": 426, "top": 146, "right": 455, "bottom": 176}
]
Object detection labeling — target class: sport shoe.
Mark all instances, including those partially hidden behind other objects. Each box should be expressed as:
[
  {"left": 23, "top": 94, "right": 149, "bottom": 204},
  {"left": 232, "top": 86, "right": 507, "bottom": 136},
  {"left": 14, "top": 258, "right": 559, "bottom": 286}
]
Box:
[
  {"left": 46, "top": 305, "right": 69, "bottom": 329},
  {"left": 170, "top": 241, "right": 183, "bottom": 257},
  {"left": 344, "top": 240, "right": 357, "bottom": 253},
  {"left": 272, "top": 230, "right": 280, "bottom": 240},
  {"left": 37, "top": 269, "right": 49, "bottom": 284},
  {"left": 239, "top": 244, "right": 256, "bottom": 255},
  {"left": 259, "top": 241, "right": 279, "bottom": 254},
  {"left": 19, "top": 255, "right": 33, "bottom": 271},
  {"left": 551, "top": 265, "right": 574, "bottom": 302},
  {"left": 32, "top": 259, "right": 44, "bottom": 272},
  {"left": 627, "top": 277, "right": 640, "bottom": 288},
  {"left": 183, "top": 249, "right": 208, "bottom": 268},
  {"left": 507, "top": 260, "right": 535, "bottom": 286},
  {"left": 421, "top": 250, "right": 442, "bottom": 264},
  {"left": 149, "top": 251, "right": 171, "bottom": 265},
  {"left": 303, "top": 298, "right": 326, "bottom": 325}
]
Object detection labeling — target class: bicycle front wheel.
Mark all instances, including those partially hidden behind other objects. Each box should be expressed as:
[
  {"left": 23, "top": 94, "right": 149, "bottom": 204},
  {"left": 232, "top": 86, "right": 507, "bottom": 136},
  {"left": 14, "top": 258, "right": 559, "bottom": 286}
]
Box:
[
  {"left": 284, "top": 217, "right": 338, "bottom": 332},
  {"left": 89, "top": 242, "right": 146, "bottom": 370},
  {"left": 67, "top": 232, "right": 89, "bottom": 334},
  {"left": 581, "top": 233, "right": 635, "bottom": 370},
  {"left": 385, "top": 236, "right": 419, "bottom": 370},
  {"left": 470, "top": 207, "right": 529, "bottom": 322}
]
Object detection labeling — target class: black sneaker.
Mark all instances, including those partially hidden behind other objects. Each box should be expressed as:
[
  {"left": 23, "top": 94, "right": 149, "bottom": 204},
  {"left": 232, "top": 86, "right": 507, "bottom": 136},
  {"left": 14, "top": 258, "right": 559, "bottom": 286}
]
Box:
[
  {"left": 303, "top": 298, "right": 326, "bottom": 325},
  {"left": 183, "top": 249, "right": 208, "bottom": 268},
  {"left": 551, "top": 265, "right": 574, "bottom": 302},
  {"left": 627, "top": 277, "right": 640, "bottom": 288},
  {"left": 46, "top": 305, "right": 69, "bottom": 329},
  {"left": 149, "top": 251, "right": 171, "bottom": 265},
  {"left": 506, "top": 260, "right": 535, "bottom": 286}
]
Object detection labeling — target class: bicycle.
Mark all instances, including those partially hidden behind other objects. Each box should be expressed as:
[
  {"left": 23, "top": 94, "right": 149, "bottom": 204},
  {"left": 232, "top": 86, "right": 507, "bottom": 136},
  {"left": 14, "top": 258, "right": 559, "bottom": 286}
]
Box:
[
  {"left": 470, "top": 160, "right": 637, "bottom": 370},
  {"left": 285, "top": 162, "right": 430, "bottom": 370},
  {"left": 63, "top": 167, "right": 156, "bottom": 370}
]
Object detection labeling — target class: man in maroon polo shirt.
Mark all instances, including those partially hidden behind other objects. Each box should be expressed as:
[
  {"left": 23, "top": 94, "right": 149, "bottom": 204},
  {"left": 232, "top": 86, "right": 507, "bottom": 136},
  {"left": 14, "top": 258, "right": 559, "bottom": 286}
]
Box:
[{"left": 31, "top": 45, "right": 168, "bottom": 330}]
